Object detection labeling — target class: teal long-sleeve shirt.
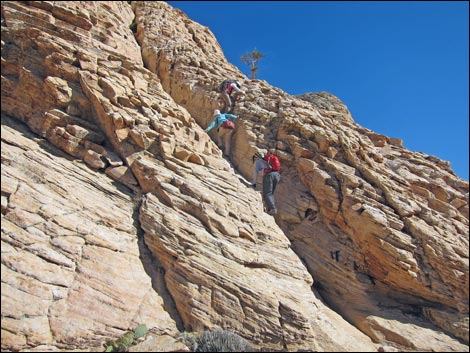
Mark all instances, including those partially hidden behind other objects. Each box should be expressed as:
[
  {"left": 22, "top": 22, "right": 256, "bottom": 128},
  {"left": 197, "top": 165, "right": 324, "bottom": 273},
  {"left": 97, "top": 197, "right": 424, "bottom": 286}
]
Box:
[{"left": 205, "top": 113, "right": 238, "bottom": 132}]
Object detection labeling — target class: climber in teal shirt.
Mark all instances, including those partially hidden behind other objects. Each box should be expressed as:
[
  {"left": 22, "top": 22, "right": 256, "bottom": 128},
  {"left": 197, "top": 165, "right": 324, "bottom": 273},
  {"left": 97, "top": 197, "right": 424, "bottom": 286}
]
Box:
[
  {"left": 205, "top": 109, "right": 239, "bottom": 157},
  {"left": 205, "top": 109, "right": 238, "bottom": 132}
]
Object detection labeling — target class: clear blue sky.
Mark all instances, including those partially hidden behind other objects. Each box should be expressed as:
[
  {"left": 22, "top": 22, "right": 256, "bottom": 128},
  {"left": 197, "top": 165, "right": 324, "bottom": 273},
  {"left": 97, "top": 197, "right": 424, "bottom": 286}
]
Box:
[{"left": 167, "top": 1, "right": 469, "bottom": 180}]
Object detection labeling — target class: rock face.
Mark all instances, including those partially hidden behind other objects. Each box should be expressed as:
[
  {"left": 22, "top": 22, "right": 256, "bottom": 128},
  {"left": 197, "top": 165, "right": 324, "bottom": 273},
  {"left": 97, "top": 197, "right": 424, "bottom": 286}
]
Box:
[{"left": 1, "top": 1, "right": 468, "bottom": 352}]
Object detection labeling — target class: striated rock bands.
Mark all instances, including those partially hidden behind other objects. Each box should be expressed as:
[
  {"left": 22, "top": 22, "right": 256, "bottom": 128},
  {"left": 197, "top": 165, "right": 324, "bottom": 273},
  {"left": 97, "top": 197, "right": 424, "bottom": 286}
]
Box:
[{"left": 1, "top": 1, "right": 468, "bottom": 352}]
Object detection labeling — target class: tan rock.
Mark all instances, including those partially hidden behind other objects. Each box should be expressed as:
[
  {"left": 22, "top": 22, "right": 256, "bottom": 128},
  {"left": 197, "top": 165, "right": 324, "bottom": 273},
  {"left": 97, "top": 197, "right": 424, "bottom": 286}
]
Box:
[{"left": 1, "top": 1, "right": 467, "bottom": 352}]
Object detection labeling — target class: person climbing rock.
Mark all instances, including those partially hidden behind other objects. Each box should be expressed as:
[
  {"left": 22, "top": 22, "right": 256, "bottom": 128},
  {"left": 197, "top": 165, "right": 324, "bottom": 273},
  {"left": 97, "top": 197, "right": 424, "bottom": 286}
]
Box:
[
  {"left": 261, "top": 151, "right": 281, "bottom": 215},
  {"left": 205, "top": 109, "right": 239, "bottom": 157},
  {"left": 219, "top": 79, "right": 243, "bottom": 114},
  {"left": 252, "top": 150, "right": 281, "bottom": 215},
  {"left": 251, "top": 151, "right": 268, "bottom": 190}
]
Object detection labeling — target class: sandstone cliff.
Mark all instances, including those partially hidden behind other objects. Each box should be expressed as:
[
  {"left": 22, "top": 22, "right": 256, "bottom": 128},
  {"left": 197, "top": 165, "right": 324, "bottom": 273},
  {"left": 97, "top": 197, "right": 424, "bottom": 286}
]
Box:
[{"left": 1, "top": 1, "right": 468, "bottom": 352}]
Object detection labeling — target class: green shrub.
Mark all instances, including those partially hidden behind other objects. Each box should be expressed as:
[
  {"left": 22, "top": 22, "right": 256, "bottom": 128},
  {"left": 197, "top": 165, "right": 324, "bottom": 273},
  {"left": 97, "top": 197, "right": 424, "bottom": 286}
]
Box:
[
  {"left": 133, "top": 324, "right": 148, "bottom": 339},
  {"left": 104, "top": 324, "right": 148, "bottom": 352}
]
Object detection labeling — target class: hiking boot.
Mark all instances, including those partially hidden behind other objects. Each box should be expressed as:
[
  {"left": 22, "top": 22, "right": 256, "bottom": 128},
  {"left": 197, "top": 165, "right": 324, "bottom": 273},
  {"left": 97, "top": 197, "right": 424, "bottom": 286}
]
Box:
[{"left": 267, "top": 208, "right": 277, "bottom": 216}]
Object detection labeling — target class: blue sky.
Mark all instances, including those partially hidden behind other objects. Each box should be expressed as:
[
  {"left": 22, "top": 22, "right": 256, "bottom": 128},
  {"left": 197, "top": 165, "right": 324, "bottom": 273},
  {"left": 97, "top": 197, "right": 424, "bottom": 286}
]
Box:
[{"left": 167, "top": 1, "right": 469, "bottom": 180}]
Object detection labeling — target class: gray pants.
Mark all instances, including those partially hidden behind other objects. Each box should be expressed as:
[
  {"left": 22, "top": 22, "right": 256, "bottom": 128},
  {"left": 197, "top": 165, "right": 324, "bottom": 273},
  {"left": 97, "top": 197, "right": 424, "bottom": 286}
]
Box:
[
  {"left": 262, "top": 171, "right": 280, "bottom": 212},
  {"left": 219, "top": 89, "right": 241, "bottom": 113},
  {"left": 220, "top": 92, "right": 232, "bottom": 113}
]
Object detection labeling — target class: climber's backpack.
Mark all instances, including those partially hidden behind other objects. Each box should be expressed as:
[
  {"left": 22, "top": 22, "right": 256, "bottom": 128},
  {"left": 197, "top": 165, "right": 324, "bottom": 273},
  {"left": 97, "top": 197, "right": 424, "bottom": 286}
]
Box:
[
  {"left": 222, "top": 119, "right": 235, "bottom": 129},
  {"left": 265, "top": 154, "right": 281, "bottom": 172},
  {"left": 220, "top": 79, "right": 234, "bottom": 92}
]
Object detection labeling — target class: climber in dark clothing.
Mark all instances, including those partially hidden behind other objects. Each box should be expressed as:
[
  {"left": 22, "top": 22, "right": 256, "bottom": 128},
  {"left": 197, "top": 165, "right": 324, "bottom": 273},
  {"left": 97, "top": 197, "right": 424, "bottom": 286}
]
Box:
[{"left": 219, "top": 79, "right": 244, "bottom": 113}]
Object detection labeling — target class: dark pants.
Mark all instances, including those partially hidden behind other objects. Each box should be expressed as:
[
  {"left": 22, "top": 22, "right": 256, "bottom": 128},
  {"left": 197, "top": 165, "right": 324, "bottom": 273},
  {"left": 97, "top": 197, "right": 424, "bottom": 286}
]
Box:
[{"left": 263, "top": 171, "right": 280, "bottom": 213}]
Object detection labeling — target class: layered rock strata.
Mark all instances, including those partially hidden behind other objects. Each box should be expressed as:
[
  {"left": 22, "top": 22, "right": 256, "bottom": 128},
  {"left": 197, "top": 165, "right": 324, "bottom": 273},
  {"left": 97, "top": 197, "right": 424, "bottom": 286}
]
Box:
[{"left": 1, "top": 1, "right": 468, "bottom": 352}]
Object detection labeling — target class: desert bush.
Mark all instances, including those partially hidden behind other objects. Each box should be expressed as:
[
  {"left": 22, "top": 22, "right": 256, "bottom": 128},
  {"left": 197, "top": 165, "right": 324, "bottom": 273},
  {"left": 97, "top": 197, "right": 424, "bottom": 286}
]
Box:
[
  {"left": 104, "top": 324, "right": 148, "bottom": 352},
  {"left": 194, "top": 329, "right": 255, "bottom": 352}
]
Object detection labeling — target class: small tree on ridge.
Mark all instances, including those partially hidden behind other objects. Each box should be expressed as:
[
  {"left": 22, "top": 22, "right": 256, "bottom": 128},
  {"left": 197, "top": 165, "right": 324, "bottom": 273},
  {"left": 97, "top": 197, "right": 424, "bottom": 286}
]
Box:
[{"left": 240, "top": 48, "right": 264, "bottom": 79}]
